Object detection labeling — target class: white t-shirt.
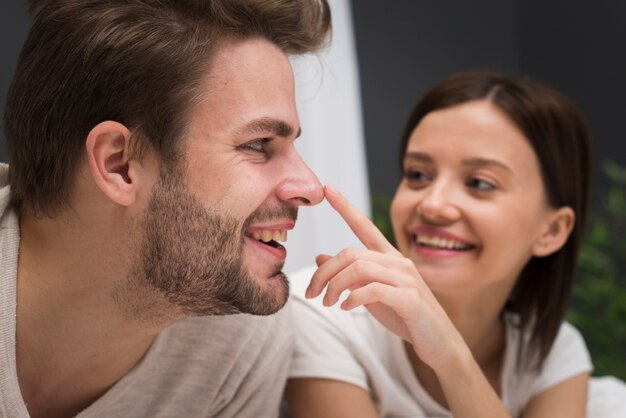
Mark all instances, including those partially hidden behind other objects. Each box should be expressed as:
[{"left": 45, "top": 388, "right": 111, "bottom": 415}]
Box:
[
  {"left": 287, "top": 266, "right": 592, "bottom": 418},
  {"left": 0, "top": 164, "right": 293, "bottom": 418}
]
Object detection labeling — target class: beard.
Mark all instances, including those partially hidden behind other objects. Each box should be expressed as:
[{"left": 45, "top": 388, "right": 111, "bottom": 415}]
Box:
[{"left": 129, "top": 170, "right": 296, "bottom": 317}]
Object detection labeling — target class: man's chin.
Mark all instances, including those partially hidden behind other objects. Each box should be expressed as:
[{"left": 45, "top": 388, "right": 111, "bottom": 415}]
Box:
[
  {"left": 246, "top": 257, "right": 285, "bottom": 281},
  {"left": 240, "top": 270, "right": 290, "bottom": 316}
]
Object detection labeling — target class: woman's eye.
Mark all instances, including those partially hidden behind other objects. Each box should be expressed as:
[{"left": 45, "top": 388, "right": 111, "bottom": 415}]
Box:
[
  {"left": 468, "top": 178, "right": 495, "bottom": 191},
  {"left": 404, "top": 170, "right": 428, "bottom": 182}
]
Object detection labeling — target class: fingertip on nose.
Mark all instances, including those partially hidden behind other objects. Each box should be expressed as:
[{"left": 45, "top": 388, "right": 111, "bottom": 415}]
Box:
[{"left": 302, "top": 180, "right": 324, "bottom": 206}]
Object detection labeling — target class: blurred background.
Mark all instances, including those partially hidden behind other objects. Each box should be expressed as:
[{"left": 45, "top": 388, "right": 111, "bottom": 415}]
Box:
[
  {"left": 349, "top": 0, "right": 626, "bottom": 380},
  {"left": 1, "top": 1, "right": 624, "bottom": 378}
]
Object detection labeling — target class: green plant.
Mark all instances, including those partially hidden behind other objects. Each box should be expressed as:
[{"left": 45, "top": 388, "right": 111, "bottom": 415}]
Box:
[
  {"left": 569, "top": 160, "right": 626, "bottom": 380},
  {"left": 371, "top": 191, "right": 394, "bottom": 244}
]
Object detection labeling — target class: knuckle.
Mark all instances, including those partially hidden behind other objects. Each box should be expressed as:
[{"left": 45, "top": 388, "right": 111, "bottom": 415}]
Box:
[
  {"left": 351, "top": 259, "right": 369, "bottom": 276},
  {"left": 338, "top": 247, "right": 358, "bottom": 262},
  {"left": 399, "top": 257, "right": 415, "bottom": 271}
]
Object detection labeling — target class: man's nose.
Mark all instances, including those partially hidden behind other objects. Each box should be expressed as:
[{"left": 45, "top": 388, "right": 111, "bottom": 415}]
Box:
[{"left": 276, "top": 151, "right": 323, "bottom": 206}]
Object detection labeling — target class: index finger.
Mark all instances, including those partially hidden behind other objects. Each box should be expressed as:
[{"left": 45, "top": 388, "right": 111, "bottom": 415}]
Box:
[{"left": 324, "top": 184, "right": 399, "bottom": 254}]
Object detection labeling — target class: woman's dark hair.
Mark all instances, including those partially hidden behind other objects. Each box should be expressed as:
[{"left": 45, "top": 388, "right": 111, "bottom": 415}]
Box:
[{"left": 399, "top": 70, "right": 592, "bottom": 368}]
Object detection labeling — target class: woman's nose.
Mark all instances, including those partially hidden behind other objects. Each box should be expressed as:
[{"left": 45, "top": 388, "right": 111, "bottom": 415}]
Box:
[{"left": 416, "top": 182, "right": 462, "bottom": 224}]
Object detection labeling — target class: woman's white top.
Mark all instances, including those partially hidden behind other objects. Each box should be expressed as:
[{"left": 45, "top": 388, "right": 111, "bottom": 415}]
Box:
[{"left": 287, "top": 266, "right": 592, "bottom": 418}]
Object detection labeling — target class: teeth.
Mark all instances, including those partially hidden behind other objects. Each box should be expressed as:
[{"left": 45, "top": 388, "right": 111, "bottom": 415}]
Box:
[
  {"left": 261, "top": 230, "right": 273, "bottom": 242},
  {"left": 415, "top": 235, "right": 468, "bottom": 250},
  {"left": 251, "top": 230, "right": 288, "bottom": 243}
]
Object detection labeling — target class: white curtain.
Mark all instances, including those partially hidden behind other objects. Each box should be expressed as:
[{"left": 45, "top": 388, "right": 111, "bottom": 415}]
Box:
[{"left": 285, "top": 0, "right": 370, "bottom": 275}]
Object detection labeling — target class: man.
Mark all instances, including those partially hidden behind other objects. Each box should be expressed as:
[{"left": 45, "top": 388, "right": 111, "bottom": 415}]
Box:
[{"left": 0, "top": 0, "right": 331, "bottom": 416}]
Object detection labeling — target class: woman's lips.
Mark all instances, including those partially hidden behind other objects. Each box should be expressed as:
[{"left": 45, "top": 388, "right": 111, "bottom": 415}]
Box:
[{"left": 409, "top": 227, "right": 477, "bottom": 259}]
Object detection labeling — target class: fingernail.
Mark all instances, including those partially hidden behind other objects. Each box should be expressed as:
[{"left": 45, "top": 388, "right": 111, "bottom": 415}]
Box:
[
  {"left": 305, "top": 285, "right": 312, "bottom": 298},
  {"left": 341, "top": 300, "right": 350, "bottom": 310}
]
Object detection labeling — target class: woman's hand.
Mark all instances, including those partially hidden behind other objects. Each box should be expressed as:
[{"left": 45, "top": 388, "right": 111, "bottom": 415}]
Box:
[
  {"left": 306, "top": 185, "right": 467, "bottom": 371},
  {"left": 305, "top": 185, "right": 513, "bottom": 418}
]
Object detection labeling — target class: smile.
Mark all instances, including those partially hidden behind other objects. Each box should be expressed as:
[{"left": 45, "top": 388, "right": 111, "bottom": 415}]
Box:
[
  {"left": 414, "top": 234, "right": 474, "bottom": 251},
  {"left": 244, "top": 220, "right": 294, "bottom": 262},
  {"left": 250, "top": 229, "right": 288, "bottom": 249}
]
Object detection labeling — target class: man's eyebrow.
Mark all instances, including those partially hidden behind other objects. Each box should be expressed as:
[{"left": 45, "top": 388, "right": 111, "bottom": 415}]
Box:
[
  {"left": 238, "top": 117, "right": 300, "bottom": 138},
  {"left": 462, "top": 157, "right": 512, "bottom": 173}
]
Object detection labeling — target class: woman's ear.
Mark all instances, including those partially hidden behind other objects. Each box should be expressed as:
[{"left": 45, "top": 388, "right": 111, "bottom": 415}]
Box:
[
  {"left": 532, "top": 206, "right": 576, "bottom": 257},
  {"left": 85, "top": 121, "right": 137, "bottom": 206}
]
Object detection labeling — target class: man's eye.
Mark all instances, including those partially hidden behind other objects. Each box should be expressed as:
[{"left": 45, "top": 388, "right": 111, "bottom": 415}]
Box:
[
  {"left": 468, "top": 178, "right": 495, "bottom": 191},
  {"left": 244, "top": 138, "right": 271, "bottom": 153}
]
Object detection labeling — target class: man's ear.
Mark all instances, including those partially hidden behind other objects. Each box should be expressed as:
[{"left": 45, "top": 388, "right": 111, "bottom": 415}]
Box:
[
  {"left": 85, "top": 121, "right": 138, "bottom": 206},
  {"left": 531, "top": 206, "right": 576, "bottom": 257}
]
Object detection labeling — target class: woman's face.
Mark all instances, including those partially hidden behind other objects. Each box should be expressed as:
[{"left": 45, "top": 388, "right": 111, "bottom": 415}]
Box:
[{"left": 390, "top": 100, "right": 557, "bottom": 295}]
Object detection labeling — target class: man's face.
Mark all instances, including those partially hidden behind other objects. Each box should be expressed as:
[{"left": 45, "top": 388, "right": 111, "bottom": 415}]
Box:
[
  {"left": 134, "top": 37, "right": 323, "bottom": 317},
  {"left": 125, "top": 39, "right": 323, "bottom": 315}
]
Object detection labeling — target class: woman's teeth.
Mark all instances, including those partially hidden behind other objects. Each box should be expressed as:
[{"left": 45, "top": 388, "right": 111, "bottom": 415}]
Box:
[
  {"left": 415, "top": 235, "right": 470, "bottom": 250},
  {"left": 252, "top": 230, "right": 287, "bottom": 243}
]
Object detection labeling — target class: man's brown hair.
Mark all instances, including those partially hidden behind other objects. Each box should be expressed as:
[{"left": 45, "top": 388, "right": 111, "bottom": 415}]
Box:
[{"left": 4, "top": 0, "right": 331, "bottom": 216}]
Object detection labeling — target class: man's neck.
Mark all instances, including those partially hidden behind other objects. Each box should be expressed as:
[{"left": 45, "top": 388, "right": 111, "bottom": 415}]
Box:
[{"left": 15, "top": 211, "right": 166, "bottom": 418}]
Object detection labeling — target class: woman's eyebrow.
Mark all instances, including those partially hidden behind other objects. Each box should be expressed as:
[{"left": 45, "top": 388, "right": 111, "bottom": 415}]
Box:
[
  {"left": 404, "top": 151, "right": 433, "bottom": 163},
  {"left": 462, "top": 157, "right": 513, "bottom": 173}
]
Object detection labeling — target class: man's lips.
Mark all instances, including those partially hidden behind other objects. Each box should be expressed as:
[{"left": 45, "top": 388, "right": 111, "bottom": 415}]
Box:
[
  {"left": 245, "top": 236, "right": 287, "bottom": 260},
  {"left": 245, "top": 222, "right": 294, "bottom": 241},
  {"left": 244, "top": 221, "right": 294, "bottom": 259}
]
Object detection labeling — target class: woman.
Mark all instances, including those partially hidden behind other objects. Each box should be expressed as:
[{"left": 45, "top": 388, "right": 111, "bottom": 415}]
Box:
[{"left": 285, "top": 71, "right": 593, "bottom": 417}]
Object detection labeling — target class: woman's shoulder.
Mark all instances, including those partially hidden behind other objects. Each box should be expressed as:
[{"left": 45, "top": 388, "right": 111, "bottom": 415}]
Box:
[
  {"left": 538, "top": 321, "right": 592, "bottom": 386},
  {"left": 504, "top": 318, "right": 591, "bottom": 373},
  {"left": 502, "top": 318, "right": 592, "bottom": 414}
]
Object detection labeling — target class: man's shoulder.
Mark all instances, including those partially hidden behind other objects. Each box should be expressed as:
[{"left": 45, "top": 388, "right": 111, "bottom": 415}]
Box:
[
  {"left": 81, "top": 309, "right": 294, "bottom": 417},
  {"left": 158, "top": 307, "right": 293, "bottom": 359},
  {"left": 194, "top": 304, "right": 291, "bottom": 332},
  {"left": 0, "top": 163, "right": 14, "bottom": 222},
  {"left": 150, "top": 309, "right": 293, "bottom": 387}
]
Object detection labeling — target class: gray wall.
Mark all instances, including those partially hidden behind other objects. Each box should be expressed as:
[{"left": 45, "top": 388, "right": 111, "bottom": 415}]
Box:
[
  {"left": 2, "top": 1, "right": 625, "bottom": 199},
  {"left": 519, "top": 0, "right": 626, "bottom": 178},
  {"left": 351, "top": 0, "right": 522, "bottom": 196},
  {"left": 352, "top": 0, "right": 626, "bottom": 198},
  {"left": 0, "top": 2, "right": 30, "bottom": 162}
]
